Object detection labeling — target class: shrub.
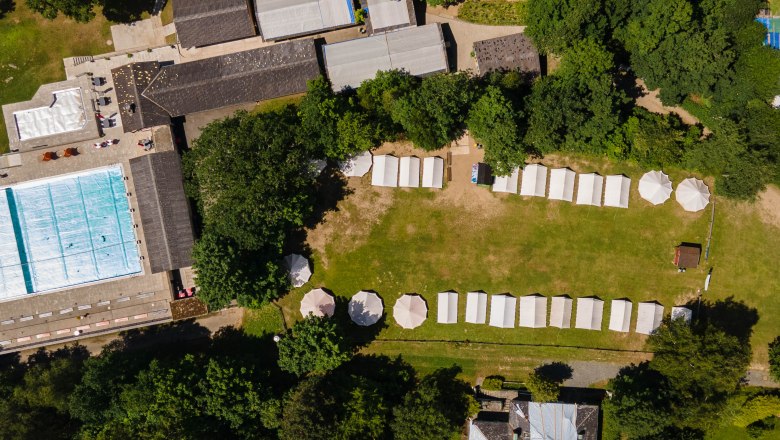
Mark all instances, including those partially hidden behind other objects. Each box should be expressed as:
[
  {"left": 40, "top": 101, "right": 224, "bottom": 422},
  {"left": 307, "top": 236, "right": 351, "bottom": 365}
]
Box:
[{"left": 481, "top": 376, "right": 505, "bottom": 390}]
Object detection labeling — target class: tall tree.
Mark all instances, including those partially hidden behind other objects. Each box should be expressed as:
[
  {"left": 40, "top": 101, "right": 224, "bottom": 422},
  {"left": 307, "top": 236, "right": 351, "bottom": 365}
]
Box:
[
  {"left": 467, "top": 86, "right": 526, "bottom": 175},
  {"left": 297, "top": 76, "right": 345, "bottom": 159},
  {"left": 357, "top": 70, "right": 419, "bottom": 139},
  {"left": 277, "top": 316, "right": 352, "bottom": 377},
  {"left": 25, "top": 0, "right": 97, "bottom": 22},
  {"left": 525, "top": 0, "right": 608, "bottom": 54}
]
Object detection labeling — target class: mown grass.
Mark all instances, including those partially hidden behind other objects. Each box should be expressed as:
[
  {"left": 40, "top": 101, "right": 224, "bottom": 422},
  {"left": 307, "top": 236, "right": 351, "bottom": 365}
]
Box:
[
  {"left": 457, "top": 0, "right": 527, "bottom": 26},
  {"left": 242, "top": 303, "right": 287, "bottom": 337},
  {"left": 771, "top": 0, "right": 780, "bottom": 15},
  {"left": 252, "top": 94, "right": 304, "bottom": 115}
]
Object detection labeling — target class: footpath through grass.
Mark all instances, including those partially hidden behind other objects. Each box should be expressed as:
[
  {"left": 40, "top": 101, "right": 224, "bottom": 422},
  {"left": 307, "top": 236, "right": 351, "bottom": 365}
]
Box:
[{"left": 457, "top": 0, "right": 527, "bottom": 26}]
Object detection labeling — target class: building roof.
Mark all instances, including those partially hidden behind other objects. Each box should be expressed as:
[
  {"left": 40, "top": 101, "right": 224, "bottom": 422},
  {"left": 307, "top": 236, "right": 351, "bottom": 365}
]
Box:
[
  {"left": 473, "top": 33, "right": 541, "bottom": 77},
  {"left": 508, "top": 401, "right": 600, "bottom": 440},
  {"left": 173, "top": 0, "right": 256, "bottom": 48},
  {"left": 111, "top": 62, "right": 171, "bottom": 133},
  {"left": 675, "top": 244, "right": 701, "bottom": 268},
  {"left": 367, "top": 0, "right": 416, "bottom": 34},
  {"left": 142, "top": 40, "right": 320, "bottom": 117},
  {"left": 129, "top": 151, "right": 195, "bottom": 274},
  {"left": 255, "top": 0, "right": 355, "bottom": 41}
]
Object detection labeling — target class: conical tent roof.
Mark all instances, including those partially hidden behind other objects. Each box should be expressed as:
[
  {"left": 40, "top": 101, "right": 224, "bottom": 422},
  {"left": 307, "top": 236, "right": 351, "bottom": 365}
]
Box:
[
  {"left": 676, "top": 178, "right": 710, "bottom": 212},
  {"left": 393, "top": 294, "right": 428, "bottom": 329},
  {"left": 348, "top": 291, "right": 384, "bottom": 326},
  {"left": 639, "top": 171, "right": 673, "bottom": 205},
  {"left": 283, "top": 254, "right": 311, "bottom": 288},
  {"left": 300, "top": 288, "right": 335, "bottom": 318},
  {"left": 339, "top": 151, "right": 373, "bottom": 177}
]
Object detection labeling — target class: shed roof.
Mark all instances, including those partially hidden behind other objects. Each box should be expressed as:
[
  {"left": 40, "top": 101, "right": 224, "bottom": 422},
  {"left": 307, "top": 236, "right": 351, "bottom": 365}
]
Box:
[
  {"left": 173, "top": 0, "right": 256, "bottom": 48},
  {"left": 473, "top": 33, "right": 541, "bottom": 77},
  {"left": 674, "top": 244, "right": 701, "bottom": 268},
  {"left": 111, "top": 62, "right": 171, "bottom": 133},
  {"left": 255, "top": 0, "right": 355, "bottom": 41},
  {"left": 367, "top": 0, "right": 416, "bottom": 33}
]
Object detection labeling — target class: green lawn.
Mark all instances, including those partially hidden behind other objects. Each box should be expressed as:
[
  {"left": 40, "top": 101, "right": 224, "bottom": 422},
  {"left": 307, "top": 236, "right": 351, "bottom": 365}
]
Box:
[
  {"left": 243, "top": 303, "right": 287, "bottom": 337},
  {"left": 457, "top": 0, "right": 527, "bottom": 26},
  {"left": 772, "top": 0, "right": 780, "bottom": 15},
  {"left": 0, "top": 4, "right": 112, "bottom": 152}
]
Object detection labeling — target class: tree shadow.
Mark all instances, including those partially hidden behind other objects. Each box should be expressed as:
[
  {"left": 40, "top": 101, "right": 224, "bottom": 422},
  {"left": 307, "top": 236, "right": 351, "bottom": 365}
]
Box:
[
  {"left": 303, "top": 164, "right": 352, "bottom": 230},
  {"left": 111, "top": 319, "right": 213, "bottom": 359},
  {"left": 332, "top": 294, "right": 388, "bottom": 349},
  {"left": 26, "top": 344, "right": 90, "bottom": 367},
  {"left": 439, "top": 23, "right": 458, "bottom": 73},
  {"left": 339, "top": 354, "right": 417, "bottom": 402},
  {"left": 689, "top": 296, "right": 759, "bottom": 343},
  {"left": 101, "top": 0, "right": 158, "bottom": 23},
  {"left": 534, "top": 361, "right": 573, "bottom": 383},
  {"left": 0, "top": 0, "right": 14, "bottom": 20}
]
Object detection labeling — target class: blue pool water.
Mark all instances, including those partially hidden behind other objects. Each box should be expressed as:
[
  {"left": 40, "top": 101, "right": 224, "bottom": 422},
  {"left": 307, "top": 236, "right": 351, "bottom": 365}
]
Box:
[{"left": 0, "top": 165, "right": 141, "bottom": 300}]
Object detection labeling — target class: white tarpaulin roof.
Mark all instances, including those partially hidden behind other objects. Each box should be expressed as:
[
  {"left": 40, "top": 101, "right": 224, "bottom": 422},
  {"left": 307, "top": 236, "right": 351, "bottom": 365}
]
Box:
[
  {"left": 300, "top": 288, "right": 335, "bottom": 317},
  {"left": 367, "top": 0, "right": 411, "bottom": 30},
  {"left": 519, "top": 294, "right": 547, "bottom": 328},
  {"left": 393, "top": 294, "right": 427, "bottom": 329},
  {"left": 638, "top": 171, "right": 672, "bottom": 205},
  {"left": 398, "top": 156, "right": 421, "bottom": 188},
  {"left": 671, "top": 306, "right": 692, "bottom": 323},
  {"left": 465, "top": 291, "right": 487, "bottom": 324},
  {"left": 371, "top": 154, "right": 399, "bottom": 187},
  {"left": 492, "top": 167, "right": 520, "bottom": 194},
  {"left": 520, "top": 164, "right": 547, "bottom": 197},
  {"left": 676, "top": 178, "right": 710, "bottom": 212},
  {"left": 549, "top": 295, "right": 573, "bottom": 328},
  {"left": 14, "top": 88, "right": 86, "bottom": 140},
  {"left": 576, "top": 173, "right": 603, "bottom": 206},
  {"left": 284, "top": 253, "right": 312, "bottom": 288},
  {"left": 636, "top": 302, "right": 664, "bottom": 335},
  {"left": 422, "top": 156, "right": 444, "bottom": 189},
  {"left": 437, "top": 291, "right": 458, "bottom": 324},
  {"left": 255, "top": 0, "right": 354, "bottom": 41},
  {"left": 489, "top": 294, "right": 516, "bottom": 328},
  {"left": 528, "top": 402, "right": 578, "bottom": 440},
  {"left": 608, "top": 299, "right": 632, "bottom": 333},
  {"left": 349, "top": 290, "right": 384, "bottom": 326},
  {"left": 339, "top": 151, "right": 373, "bottom": 177},
  {"left": 604, "top": 175, "right": 631, "bottom": 208},
  {"left": 575, "top": 297, "right": 604, "bottom": 330},
  {"left": 548, "top": 168, "right": 575, "bottom": 202}
]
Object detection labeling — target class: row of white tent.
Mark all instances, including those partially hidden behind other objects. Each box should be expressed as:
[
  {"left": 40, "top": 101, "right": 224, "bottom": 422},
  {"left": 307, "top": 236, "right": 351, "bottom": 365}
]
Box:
[{"left": 373, "top": 155, "right": 445, "bottom": 188}]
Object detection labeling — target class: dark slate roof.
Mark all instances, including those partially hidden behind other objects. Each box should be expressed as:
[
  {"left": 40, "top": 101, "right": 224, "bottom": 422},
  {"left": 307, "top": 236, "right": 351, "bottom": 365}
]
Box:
[
  {"left": 111, "top": 62, "right": 171, "bottom": 133},
  {"left": 472, "top": 412, "right": 513, "bottom": 440},
  {"left": 173, "top": 0, "right": 256, "bottom": 48},
  {"left": 473, "top": 33, "right": 541, "bottom": 77},
  {"left": 142, "top": 40, "right": 320, "bottom": 117},
  {"left": 130, "top": 151, "right": 195, "bottom": 274}
]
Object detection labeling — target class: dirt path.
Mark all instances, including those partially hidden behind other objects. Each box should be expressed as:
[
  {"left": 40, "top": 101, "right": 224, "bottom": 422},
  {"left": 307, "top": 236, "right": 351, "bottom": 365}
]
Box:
[
  {"left": 756, "top": 185, "right": 780, "bottom": 229},
  {"left": 635, "top": 79, "right": 712, "bottom": 135}
]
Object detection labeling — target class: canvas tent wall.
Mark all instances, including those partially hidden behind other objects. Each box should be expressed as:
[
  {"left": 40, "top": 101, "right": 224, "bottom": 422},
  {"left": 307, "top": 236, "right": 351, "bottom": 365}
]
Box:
[
  {"left": 371, "top": 154, "right": 399, "bottom": 187},
  {"left": 576, "top": 173, "right": 603, "bottom": 206},
  {"left": 422, "top": 156, "right": 444, "bottom": 189},
  {"left": 254, "top": 0, "right": 355, "bottom": 41},
  {"left": 671, "top": 306, "right": 692, "bottom": 323},
  {"left": 636, "top": 302, "right": 664, "bottom": 335},
  {"left": 492, "top": 167, "right": 520, "bottom": 194},
  {"left": 638, "top": 171, "right": 672, "bottom": 205},
  {"left": 339, "top": 151, "right": 372, "bottom": 177},
  {"left": 548, "top": 168, "right": 576, "bottom": 202},
  {"left": 300, "top": 288, "right": 335, "bottom": 317},
  {"left": 676, "top": 178, "right": 710, "bottom": 212},
  {"left": 518, "top": 294, "right": 547, "bottom": 328},
  {"left": 575, "top": 297, "right": 604, "bottom": 330},
  {"left": 349, "top": 291, "right": 384, "bottom": 326},
  {"left": 465, "top": 291, "right": 488, "bottom": 324},
  {"left": 489, "top": 294, "right": 516, "bottom": 328},
  {"left": 549, "top": 295, "right": 573, "bottom": 328},
  {"left": 393, "top": 294, "right": 427, "bottom": 329},
  {"left": 604, "top": 175, "right": 631, "bottom": 208},
  {"left": 398, "top": 156, "right": 421, "bottom": 188},
  {"left": 520, "top": 164, "right": 547, "bottom": 197},
  {"left": 283, "top": 253, "right": 311, "bottom": 288},
  {"left": 608, "top": 299, "right": 632, "bottom": 333},
  {"left": 437, "top": 291, "right": 458, "bottom": 324}
]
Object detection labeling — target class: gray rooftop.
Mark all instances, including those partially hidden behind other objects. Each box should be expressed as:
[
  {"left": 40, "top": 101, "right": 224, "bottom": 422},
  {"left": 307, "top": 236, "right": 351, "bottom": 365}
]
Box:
[
  {"left": 173, "top": 0, "right": 257, "bottom": 48},
  {"left": 111, "top": 62, "right": 171, "bottom": 133},
  {"left": 367, "top": 0, "right": 416, "bottom": 34},
  {"left": 473, "top": 33, "right": 541, "bottom": 77},
  {"left": 255, "top": 0, "right": 356, "bottom": 41}
]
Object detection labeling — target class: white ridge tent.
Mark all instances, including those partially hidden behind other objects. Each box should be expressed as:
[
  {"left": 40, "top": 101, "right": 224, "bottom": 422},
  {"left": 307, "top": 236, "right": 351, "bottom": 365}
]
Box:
[
  {"left": 638, "top": 171, "right": 673, "bottom": 205},
  {"left": 393, "top": 294, "right": 427, "bottom": 329},
  {"left": 636, "top": 302, "right": 664, "bottom": 335},
  {"left": 398, "top": 156, "right": 421, "bottom": 188},
  {"left": 283, "top": 253, "right": 312, "bottom": 288},
  {"left": 437, "top": 291, "right": 458, "bottom": 324},
  {"left": 676, "top": 178, "right": 710, "bottom": 212},
  {"left": 576, "top": 173, "right": 604, "bottom": 206},
  {"left": 300, "top": 288, "right": 336, "bottom": 318},
  {"left": 372, "top": 155, "right": 399, "bottom": 187},
  {"left": 465, "top": 291, "right": 488, "bottom": 324},
  {"left": 608, "top": 299, "right": 632, "bottom": 333},
  {"left": 575, "top": 297, "right": 604, "bottom": 330},
  {"left": 520, "top": 164, "right": 547, "bottom": 197},
  {"left": 671, "top": 306, "right": 693, "bottom": 323},
  {"left": 528, "top": 402, "right": 579, "bottom": 440},
  {"left": 488, "top": 294, "right": 516, "bottom": 328},
  {"left": 549, "top": 295, "right": 573, "bottom": 328},
  {"left": 348, "top": 291, "right": 384, "bottom": 326},
  {"left": 518, "top": 294, "right": 547, "bottom": 328},
  {"left": 422, "top": 156, "right": 444, "bottom": 189},
  {"left": 548, "top": 168, "right": 576, "bottom": 202},
  {"left": 492, "top": 167, "right": 520, "bottom": 194},
  {"left": 604, "top": 175, "right": 631, "bottom": 208},
  {"left": 339, "top": 151, "right": 372, "bottom": 177}
]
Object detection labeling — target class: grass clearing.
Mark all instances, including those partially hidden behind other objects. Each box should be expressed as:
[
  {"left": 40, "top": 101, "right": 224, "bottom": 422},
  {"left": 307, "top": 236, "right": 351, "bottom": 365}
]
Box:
[
  {"left": 772, "top": 0, "right": 780, "bottom": 15},
  {"left": 458, "top": 0, "right": 527, "bottom": 26},
  {"left": 242, "top": 303, "right": 287, "bottom": 337},
  {"left": 160, "top": 0, "right": 174, "bottom": 26},
  {"left": 252, "top": 94, "right": 304, "bottom": 115}
]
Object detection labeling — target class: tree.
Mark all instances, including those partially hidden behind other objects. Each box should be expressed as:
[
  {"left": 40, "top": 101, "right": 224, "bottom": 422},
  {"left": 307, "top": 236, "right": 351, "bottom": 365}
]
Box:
[
  {"left": 525, "top": 0, "right": 608, "bottom": 54},
  {"left": 357, "top": 70, "right": 418, "bottom": 139},
  {"left": 603, "top": 362, "right": 674, "bottom": 439},
  {"left": 732, "top": 395, "right": 780, "bottom": 428},
  {"left": 525, "top": 370, "right": 561, "bottom": 403},
  {"left": 277, "top": 316, "right": 353, "bottom": 376},
  {"left": 25, "top": 0, "right": 97, "bottom": 22},
  {"left": 467, "top": 86, "right": 526, "bottom": 175},
  {"left": 335, "top": 111, "right": 381, "bottom": 160},
  {"left": 769, "top": 337, "right": 780, "bottom": 383},
  {"left": 297, "top": 76, "right": 346, "bottom": 159}
]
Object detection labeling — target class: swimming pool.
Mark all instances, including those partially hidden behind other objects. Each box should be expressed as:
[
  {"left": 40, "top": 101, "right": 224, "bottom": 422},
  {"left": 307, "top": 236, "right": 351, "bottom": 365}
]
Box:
[{"left": 0, "top": 165, "right": 141, "bottom": 300}]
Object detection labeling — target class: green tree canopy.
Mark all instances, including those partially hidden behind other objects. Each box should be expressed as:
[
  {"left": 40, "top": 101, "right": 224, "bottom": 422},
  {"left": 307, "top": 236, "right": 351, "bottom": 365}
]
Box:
[
  {"left": 297, "top": 76, "right": 346, "bottom": 159},
  {"left": 467, "top": 86, "right": 526, "bottom": 175},
  {"left": 277, "top": 316, "right": 353, "bottom": 376},
  {"left": 770, "top": 337, "right": 780, "bottom": 383},
  {"left": 525, "top": 0, "right": 608, "bottom": 54},
  {"left": 357, "top": 70, "right": 419, "bottom": 139},
  {"left": 25, "top": 0, "right": 96, "bottom": 22},
  {"left": 525, "top": 370, "right": 561, "bottom": 403}
]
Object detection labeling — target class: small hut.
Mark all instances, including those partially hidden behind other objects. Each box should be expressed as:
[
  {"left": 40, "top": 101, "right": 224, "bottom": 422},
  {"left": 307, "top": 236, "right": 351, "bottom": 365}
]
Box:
[{"left": 674, "top": 244, "right": 701, "bottom": 269}]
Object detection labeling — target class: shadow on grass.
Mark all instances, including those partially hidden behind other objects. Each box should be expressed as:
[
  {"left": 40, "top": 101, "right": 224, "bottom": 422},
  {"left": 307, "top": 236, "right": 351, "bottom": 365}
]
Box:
[
  {"left": 534, "top": 361, "right": 573, "bottom": 383},
  {"left": 0, "top": 0, "right": 14, "bottom": 20},
  {"left": 689, "top": 296, "right": 759, "bottom": 343},
  {"left": 332, "top": 294, "right": 388, "bottom": 350}
]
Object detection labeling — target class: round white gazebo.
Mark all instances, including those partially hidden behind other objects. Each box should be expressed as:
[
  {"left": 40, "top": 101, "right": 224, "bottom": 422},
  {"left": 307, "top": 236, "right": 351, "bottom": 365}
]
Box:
[
  {"left": 393, "top": 294, "right": 428, "bottom": 329},
  {"left": 348, "top": 291, "right": 383, "bottom": 326},
  {"left": 675, "top": 178, "right": 710, "bottom": 212},
  {"left": 283, "top": 254, "right": 312, "bottom": 288},
  {"left": 300, "top": 288, "right": 335, "bottom": 318},
  {"left": 638, "top": 171, "right": 673, "bottom": 205}
]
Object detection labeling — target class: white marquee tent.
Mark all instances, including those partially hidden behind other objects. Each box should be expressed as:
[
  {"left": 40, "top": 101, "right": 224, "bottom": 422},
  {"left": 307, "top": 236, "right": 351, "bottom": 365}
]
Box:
[
  {"left": 339, "top": 151, "right": 372, "bottom": 177},
  {"left": 519, "top": 294, "right": 547, "bottom": 328},
  {"left": 671, "top": 306, "right": 693, "bottom": 323},
  {"left": 549, "top": 295, "right": 573, "bottom": 328},
  {"left": 349, "top": 291, "right": 384, "bottom": 326},
  {"left": 422, "top": 156, "right": 444, "bottom": 189},
  {"left": 283, "top": 253, "right": 312, "bottom": 288},
  {"left": 520, "top": 164, "right": 548, "bottom": 197},
  {"left": 465, "top": 291, "right": 488, "bottom": 324},
  {"left": 604, "top": 175, "right": 631, "bottom": 208},
  {"left": 372, "top": 155, "right": 399, "bottom": 187},
  {"left": 393, "top": 294, "right": 427, "bottom": 329},
  {"left": 548, "top": 168, "right": 576, "bottom": 202},
  {"left": 492, "top": 167, "right": 520, "bottom": 194},
  {"left": 608, "top": 299, "right": 632, "bottom": 333},
  {"left": 437, "top": 291, "right": 458, "bottom": 324},
  {"left": 676, "top": 178, "right": 710, "bottom": 212},
  {"left": 575, "top": 297, "right": 604, "bottom": 330},
  {"left": 576, "top": 173, "right": 603, "bottom": 206},
  {"left": 300, "top": 288, "right": 336, "bottom": 318},
  {"left": 636, "top": 302, "right": 664, "bottom": 335},
  {"left": 638, "top": 171, "right": 673, "bottom": 205},
  {"left": 398, "top": 156, "right": 421, "bottom": 188},
  {"left": 489, "top": 294, "right": 516, "bottom": 328}
]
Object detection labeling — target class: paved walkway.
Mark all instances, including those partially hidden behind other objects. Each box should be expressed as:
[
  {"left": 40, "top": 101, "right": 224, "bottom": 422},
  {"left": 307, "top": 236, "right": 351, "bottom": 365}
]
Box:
[{"left": 110, "top": 16, "right": 167, "bottom": 52}]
